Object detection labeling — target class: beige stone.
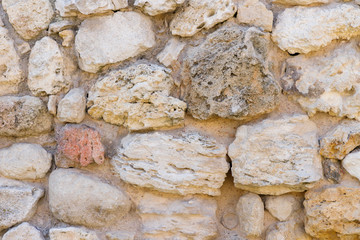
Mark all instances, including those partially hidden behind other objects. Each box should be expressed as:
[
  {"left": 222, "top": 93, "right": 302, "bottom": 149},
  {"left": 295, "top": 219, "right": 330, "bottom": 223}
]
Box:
[
  {"left": 135, "top": 0, "right": 185, "bottom": 16},
  {"left": 75, "top": 12, "right": 155, "bottom": 73},
  {"left": 228, "top": 115, "right": 323, "bottom": 195},
  {"left": 266, "top": 219, "right": 311, "bottom": 240},
  {"left": 48, "top": 95, "right": 59, "bottom": 116},
  {"left": 15, "top": 41, "right": 31, "bottom": 55},
  {"left": 106, "top": 232, "right": 135, "bottom": 240},
  {"left": 272, "top": 0, "right": 328, "bottom": 5},
  {"left": 48, "top": 20, "right": 75, "bottom": 35},
  {"left": 156, "top": 38, "right": 186, "bottom": 67},
  {"left": 57, "top": 88, "right": 86, "bottom": 123},
  {"left": 59, "top": 30, "right": 75, "bottom": 47},
  {"left": 272, "top": 4, "right": 360, "bottom": 54},
  {"left": 265, "top": 194, "right": 301, "bottom": 221},
  {"left": 237, "top": 0, "right": 273, "bottom": 32},
  {"left": 170, "top": 0, "right": 237, "bottom": 37},
  {"left": 3, "top": 222, "right": 44, "bottom": 240},
  {"left": 342, "top": 151, "right": 360, "bottom": 181},
  {"left": 87, "top": 63, "right": 186, "bottom": 131},
  {"left": 49, "top": 227, "right": 99, "bottom": 240}
]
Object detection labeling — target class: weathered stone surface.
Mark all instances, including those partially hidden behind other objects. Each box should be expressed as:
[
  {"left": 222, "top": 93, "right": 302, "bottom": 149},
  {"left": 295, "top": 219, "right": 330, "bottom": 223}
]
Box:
[
  {"left": 75, "top": 12, "right": 155, "bottom": 73},
  {"left": 170, "top": 0, "right": 237, "bottom": 37},
  {"left": 49, "top": 169, "right": 131, "bottom": 228},
  {"left": 106, "top": 232, "right": 135, "bottom": 240},
  {"left": 184, "top": 25, "right": 280, "bottom": 121},
  {"left": 56, "top": 124, "right": 105, "bottom": 168},
  {"left": 228, "top": 115, "right": 323, "bottom": 195},
  {"left": 0, "top": 27, "right": 23, "bottom": 96},
  {"left": 57, "top": 88, "right": 86, "bottom": 123},
  {"left": 55, "top": 0, "right": 128, "bottom": 17},
  {"left": 265, "top": 194, "right": 301, "bottom": 221},
  {"left": 304, "top": 185, "right": 360, "bottom": 239},
  {"left": 0, "top": 178, "right": 44, "bottom": 231},
  {"left": 266, "top": 219, "right": 311, "bottom": 240},
  {"left": 135, "top": 0, "right": 184, "bottom": 16},
  {"left": 0, "top": 143, "right": 52, "bottom": 180},
  {"left": 28, "top": 37, "right": 69, "bottom": 96},
  {"left": 0, "top": 96, "right": 52, "bottom": 137},
  {"left": 87, "top": 63, "right": 187, "bottom": 131},
  {"left": 59, "top": 30, "right": 75, "bottom": 47},
  {"left": 221, "top": 212, "right": 238, "bottom": 230},
  {"left": 322, "top": 158, "right": 342, "bottom": 183},
  {"left": 47, "top": 95, "right": 59, "bottom": 116},
  {"left": 48, "top": 20, "right": 74, "bottom": 35},
  {"left": 272, "top": 0, "right": 328, "bottom": 5},
  {"left": 343, "top": 151, "right": 360, "bottom": 181},
  {"left": 272, "top": 4, "right": 360, "bottom": 54},
  {"left": 237, "top": 0, "right": 273, "bottom": 32},
  {"left": 236, "top": 193, "right": 264, "bottom": 237},
  {"left": 2, "top": 0, "right": 54, "bottom": 40},
  {"left": 112, "top": 132, "right": 229, "bottom": 196},
  {"left": 156, "top": 38, "right": 186, "bottom": 67},
  {"left": 137, "top": 192, "right": 218, "bottom": 239},
  {"left": 49, "top": 227, "right": 99, "bottom": 240},
  {"left": 3, "top": 222, "right": 44, "bottom": 240}
]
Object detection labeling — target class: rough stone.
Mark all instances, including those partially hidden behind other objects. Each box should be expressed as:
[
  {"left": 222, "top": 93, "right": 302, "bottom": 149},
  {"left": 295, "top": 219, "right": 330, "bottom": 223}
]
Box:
[
  {"left": 228, "top": 115, "right": 323, "bottom": 195},
  {"left": 0, "top": 143, "right": 52, "bottom": 180},
  {"left": 0, "top": 96, "right": 52, "bottom": 137},
  {"left": 57, "top": 88, "right": 86, "bottom": 123},
  {"left": 135, "top": 0, "right": 184, "bottom": 16},
  {"left": 272, "top": 4, "right": 360, "bottom": 54},
  {"left": 87, "top": 63, "right": 187, "bottom": 131},
  {"left": 236, "top": 193, "right": 264, "bottom": 237},
  {"left": 3, "top": 222, "right": 44, "bottom": 240},
  {"left": 0, "top": 178, "right": 44, "bottom": 231},
  {"left": 343, "top": 151, "right": 360, "bottom": 181},
  {"left": 156, "top": 38, "right": 186, "bottom": 67},
  {"left": 59, "top": 30, "right": 75, "bottom": 47},
  {"left": 106, "top": 232, "right": 135, "bottom": 240},
  {"left": 55, "top": 124, "right": 105, "bottom": 168},
  {"left": 112, "top": 132, "right": 229, "bottom": 196},
  {"left": 137, "top": 192, "right": 218, "bottom": 239},
  {"left": 0, "top": 27, "right": 23, "bottom": 96},
  {"left": 237, "top": 0, "right": 273, "bottom": 32},
  {"left": 55, "top": 0, "right": 128, "bottom": 17},
  {"left": 75, "top": 12, "right": 155, "bottom": 73},
  {"left": 266, "top": 219, "right": 311, "bottom": 240},
  {"left": 170, "top": 0, "right": 237, "bottom": 37},
  {"left": 28, "top": 37, "right": 69, "bottom": 96},
  {"left": 184, "top": 25, "right": 280, "bottom": 121},
  {"left": 47, "top": 95, "right": 58, "bottom": 116},
  {"left": 272, "top": 0, "right": 328, "bottom": 5},
  {"left": 2, "top": 0, "right": 54, "bottom": 40},
  {"left": 49, "top": 227, "right": 99, "bottom": 240},
  {"left": 16, "top": 41, "right": 31, "bottom": 55},
  {"left": 322, "top": 158, "right": 342, "bottom": 183},
  {"left": 49, "top": 169, "right": 131, "bottom": 228},
  {"left": 265, "top": 194, "right": 301, "bottom": 221}
]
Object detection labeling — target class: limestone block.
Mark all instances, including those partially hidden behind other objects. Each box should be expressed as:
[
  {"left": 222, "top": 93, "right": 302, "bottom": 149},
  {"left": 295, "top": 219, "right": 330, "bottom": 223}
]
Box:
[
  {"left": 343, "top": 151, "right": 360, "bottom": 181},
  {"left": 111, "top": 132, "right": 229, "bottom": 196},
  {"left": 265, "top": 194, "right": 301, "bottom": 221},
  {"left": 49, "top": 227, "right": 99, "bottom": 240},
  {"left": 135, "top": 0, "right": 185, "bottom": 16},
  {"left": 3, "top": 222, "right": 44, "bottom": 240},
  {"left": 266, "top": 219, "right": 311, "bottom": 240},
  {"left": 87, "top": 63, "right": 187, "bottom": 131},
  {"left": 237, "top": 0, "right": 273, "bottom": 32},
  {"left": 228, "top": 115, "right": 323, "bottom": 195},
  {"left": 156, "top": 38, "right": 186, "bottom": 67},
  {"left": 57, "top": 88, "right": 86, "bottom": 123}
]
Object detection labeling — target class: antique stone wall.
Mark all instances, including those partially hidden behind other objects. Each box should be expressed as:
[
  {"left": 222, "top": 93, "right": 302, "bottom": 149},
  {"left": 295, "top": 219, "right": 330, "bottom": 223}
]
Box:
[{"left": 0, "top": 0, "right": 360, "bottom": 239}]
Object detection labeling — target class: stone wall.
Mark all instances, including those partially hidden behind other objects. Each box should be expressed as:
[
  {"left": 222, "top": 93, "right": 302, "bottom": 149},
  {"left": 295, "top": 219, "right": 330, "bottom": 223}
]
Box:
[{"left": 0, "top": 0, "right": 359, "bottom": 239}]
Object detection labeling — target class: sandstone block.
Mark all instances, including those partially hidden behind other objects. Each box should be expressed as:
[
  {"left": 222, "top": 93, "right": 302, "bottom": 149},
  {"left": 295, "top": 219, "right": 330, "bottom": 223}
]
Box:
[
  {"left": 237, "top": 0, "right": 273, "bottom": 32},
  {"left": 135, "top": 0, "right": 184, "bottom": 16},
  {"left": 265, "top": 194, "right": 301, "bottom": 221},
  {"left": 156, "top": 38, "right": 186, "bottom": 67},
  {"left": 266, "top": 219, "right": 311, "bottom": 240},
  {"left": 49, "top": 227, "right": 99, "bottom": 240},
  {"left": 57, "top": 88, "right": 86, "bottom": 123},
  {"left": 342, "top": 152, "right": 360, "bottom": 181},
  {"left": 3, "top": 222, "right": 44, "bottom": 240}
]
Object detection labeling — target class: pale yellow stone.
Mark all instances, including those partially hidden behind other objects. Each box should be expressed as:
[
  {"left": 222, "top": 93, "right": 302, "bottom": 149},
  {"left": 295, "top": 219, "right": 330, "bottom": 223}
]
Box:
[{"left": 237, "top": 0, "right": 273, "bottom": 32}]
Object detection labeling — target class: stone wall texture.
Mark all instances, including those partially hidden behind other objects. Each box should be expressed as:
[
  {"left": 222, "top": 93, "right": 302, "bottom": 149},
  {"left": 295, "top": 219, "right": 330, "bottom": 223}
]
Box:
[{"left": 1, "top": 0, "right": 360, "bottom": 239}]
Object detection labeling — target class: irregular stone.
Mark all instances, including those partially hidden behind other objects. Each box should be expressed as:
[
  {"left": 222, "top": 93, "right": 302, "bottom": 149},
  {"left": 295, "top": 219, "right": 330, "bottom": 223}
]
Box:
[
  {"left": 135, "top": 0, "right": 184, "bottom": 16},
  {"left": 322, "top": 158, "right": 342, "bottom": 183},
  {"left": 228, "top": 115, "right": 323, "bottom": 195},
  {"left": 3, "top": 222, "right": 44, "bottom": 240},
  {"left": 0, "top": 96, "right": 52, "bottom": 137},
  {"left": 75, "top": 12, "right": 155, "bottom": 73},
  {"left": 49, "top": 20, "right": 75, "bottom": 35},
  {"left": 221, "top": 212, "right": 239, "bottom": 230},
  {"left": 112, "top": 132, "right": 229, "bottom": 196},
  {"left": 265, "top": 194, "right": 301, "bottom": 221},
  {"left": 0, "top": 143, "right": 52, "bottom": 180},
  {"left": 170, "top": 0, "right": 237, "bottom": 37},
  {"left": 48, "top": 95, "right": 59, "bottom": 116},
  {"left": 0, "top": 178, "right": 44, "bottom": 231},
  {"left": 59, "top": 30, "right": 75, "bottom": 47},
  {"left": 156, "top": 38, "right": 186, "bottom": 67},
  {"left": 0, "top": 27, "right": 23, "bottom": 96},
  {"left": 16, "top": 41, "right": 31, "bottom": 55},
  {"left": 57, "top": 88, "right": 86, "bottom": 123},
  {"left": 106, "top": 232, "right": 135, "bottom": 240},
  {"left": 237, "top": 0, "right": 273, "bottom": 32},
  {"left": 272, "top": 4, "right": 360, "bottom": 54},
  {"left": 343, "top": 151, "right": 360, "bottom": 181},
  {"left": 55, "top": 124, "right": 105, "bottom": 168},
  {"left": 236, "top": 193, "right": 264, "bottom": 237},
  {"left": 266, "top": 219, "right": 311, "bottom": 240},
  {"left": 49, "top": 227, "right": 99, "bottom": 240},
  {"left": 28, "top": 37, "right": 69, "bottom": 96},
  {"left": 272, "top": 0, "right": 328, "bottom": 5},
  {"left": 55, "top": 0, "right": 128, "bottom": 17},
  {"left": 2, "top": 0, "right": 54, "bottom": 40},
  {"left": 184, "top": 25, "right": 280, "bottom": 121},
  {"left": 49, "top": 169, "right": 131, "bottom": 228},
  {"left": 137, "top": 192, "right": 218, "bottom": 239},
  {"left": 87, "top": 63, "right": 187, "bottom": 131}
]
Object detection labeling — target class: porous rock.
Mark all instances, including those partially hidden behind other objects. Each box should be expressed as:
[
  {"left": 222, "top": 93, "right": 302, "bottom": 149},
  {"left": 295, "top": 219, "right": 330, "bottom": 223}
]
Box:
[
  {"left": 265, "top": 194, "right": 301, "bottom": 221},
  {"left": 49, "top": 169, "right": 131, "bottom": 228},
  {"left": 156, "top": 38, "right": 186, "bottom": 67},
  {"left": 49, "top": 227, "right": 99, "bottom": 240},
  {"left": 342, "top": 151, "right": 360, "bottom": 181},
  {"left": 266, "top": 219, "right": 311, "bottom": 240},
  {"left": 3, "top": 222, "right": 44, "bottom": 240},
  {"left": 57, "top": 88, "right": 86, "bottom": 123},
  {"left": 87, "top": 63, "right": 187, "bottom": 131},
  {"left": 75, "top": 12, "right": 155, "bottom": 73},
  {"left": 237, "top": 0, "right": 273, "bottom": 32},
  {"left": 272, "top": 0, "right": 328, "bottom": 5},
  {"left": 184, "top": 25, "right": 280, "bottom": 121},
  {"left": 135, "top": 0, "right": 185, "bottom": 16},
  {"left": 228, "top": 115, "right": 323, "bottom": 195},
  {"left": 111, "top": 132, "right": 229, "bottom": 196}
]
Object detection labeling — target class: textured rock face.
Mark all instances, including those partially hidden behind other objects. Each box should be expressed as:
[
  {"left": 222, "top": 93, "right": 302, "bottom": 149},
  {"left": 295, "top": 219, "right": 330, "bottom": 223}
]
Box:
[
  {"left": 87, "top": 64, "right": 187, "bottom": 131},
  {"left": 184, "top": 25, "right": 280, "bottom": 121},
  {"left": 49, "top": 227, "right": 99, "bottom": 240},
  {"left": 304, "top": 185, "right": 360, "bottom": 239},
  {"left": 237, "top": 0, "right": 273, "bottom": 32},
  {"left": 322, "top": 158, "right": 342, "bottom": 183},
  {"left": 112, "top": 132, "right": 229, "bottom": 196},
  {"left": 0, "top": 96, "right": 52, "bottom": 137},
  {"left": 265, "top": 194, "right": 301, "bottom": 221},
  {"left": 0, "top": 178, "right": 44, "bottom": 231},
  {"left": 266, "top": 219, "right": 311, "bottom": 240},
  {"left": 106, "top": 232, "right": 135, "bottom": 240},
  {"left": 135, "top": 0, "right": 185, "bottom": 16},
  {"left": 272, "top": 4, "right": 360, "bottom": 54},
  {"left": 342, "top": 152, "right": 360, "bottom": 181},
  {"left": 282, "top": 44, "right": 360, "bottom": 121},
  {"left": 75, "top": 12, "right": 155, "bottom": 73},
  {"left": 28, "top": 37, "right": 69, "bottom": 96},
  {"left": 170, "top": 0, "right": 237, "bottom": 37},
  {"left": 137, "top": 192, "right": 218, "bottom": 239},
  {"left": 49, "top": 169, "right": 131, "bottom": 228},
  {"left": 0, "top": 27, "right": 22, "bottom": 96},
  {"left": 3, "top": 222, "right": 44, "bottom": 240},
  {"left": 272, "top": 0, "right": 328, "bottom": 5},
  {"left": 55, "top": 124, "right": 105, "bottom": 168},
  {"left": 57, "top": 88, "right": 86, "bottom": 123},
  {"left": 156, "top": 38, "right": 186, "bottom": 67},
  {"left": 2, "top": 0, "right": 54, "bottom": 40},
  {"left": 229, "top": 115, "right": 323, "bottom": 195}
]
